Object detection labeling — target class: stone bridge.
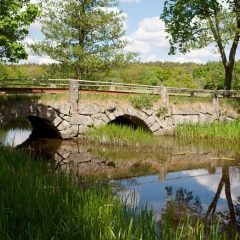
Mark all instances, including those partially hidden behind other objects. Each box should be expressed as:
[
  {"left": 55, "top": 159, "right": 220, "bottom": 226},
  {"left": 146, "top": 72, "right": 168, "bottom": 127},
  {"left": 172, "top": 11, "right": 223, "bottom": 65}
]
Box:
[{"left": 0, "top": 82, "right": 238, "bottom": 139}]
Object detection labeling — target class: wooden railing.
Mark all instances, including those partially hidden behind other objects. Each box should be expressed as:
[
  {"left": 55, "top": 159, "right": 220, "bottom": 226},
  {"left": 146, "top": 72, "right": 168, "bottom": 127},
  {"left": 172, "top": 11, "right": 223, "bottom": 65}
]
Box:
[{"left": 0, "top": 78, "right": 239, "bottom": 98}]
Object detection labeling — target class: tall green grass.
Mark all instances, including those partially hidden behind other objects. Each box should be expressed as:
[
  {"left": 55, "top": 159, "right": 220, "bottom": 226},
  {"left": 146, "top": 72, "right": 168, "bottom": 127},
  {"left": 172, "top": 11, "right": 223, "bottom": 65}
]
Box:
[
  {"left": 175, "top": 121, "right": 240, "bottom": 143},
  {"left": 0, "top": 147, "right": 157, "bottom": 240},
  {"left": 0, "top": 147, "right": 238, "bottom": 239},
  {"left": 86, "top": 124, "right": 160, "bottom": 147}
]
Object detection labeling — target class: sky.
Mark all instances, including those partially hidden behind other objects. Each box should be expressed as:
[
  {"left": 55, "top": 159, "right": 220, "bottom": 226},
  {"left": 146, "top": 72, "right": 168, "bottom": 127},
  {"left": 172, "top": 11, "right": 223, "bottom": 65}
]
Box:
[{"left": 23, "top": 0, "right": 240, "bottom": 64}]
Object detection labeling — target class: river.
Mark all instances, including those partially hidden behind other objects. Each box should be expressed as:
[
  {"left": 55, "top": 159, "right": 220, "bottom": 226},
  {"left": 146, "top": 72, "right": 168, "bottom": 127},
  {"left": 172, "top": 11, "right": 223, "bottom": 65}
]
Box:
[{"left": 1, "top": 124, "right": 240, "bottom": 231}]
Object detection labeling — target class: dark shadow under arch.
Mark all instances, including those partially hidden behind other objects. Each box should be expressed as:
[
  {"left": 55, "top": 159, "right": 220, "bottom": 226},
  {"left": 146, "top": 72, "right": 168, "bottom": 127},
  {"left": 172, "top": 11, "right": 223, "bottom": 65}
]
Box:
[
  {"left": 109, "top": 114, "right": 150, "bottom": 132},
  {"left": 27, "top": 116, "right": 61, "bottom": 139}
]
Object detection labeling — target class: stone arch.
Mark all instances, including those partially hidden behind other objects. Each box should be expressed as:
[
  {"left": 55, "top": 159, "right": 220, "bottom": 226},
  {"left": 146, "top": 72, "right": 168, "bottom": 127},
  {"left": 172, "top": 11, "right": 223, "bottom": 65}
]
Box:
[
  {"left": 102, "top": 105, "right": 162, "bottom": 134},
  {"left": 0, "top": 100, "right": 62, "bottom": 139},
  {"left": 109, "top": 114, "right": 151, "bottom": 131},
  {"left": 27, "top": 116, "right": 61, "bottom": 139}
]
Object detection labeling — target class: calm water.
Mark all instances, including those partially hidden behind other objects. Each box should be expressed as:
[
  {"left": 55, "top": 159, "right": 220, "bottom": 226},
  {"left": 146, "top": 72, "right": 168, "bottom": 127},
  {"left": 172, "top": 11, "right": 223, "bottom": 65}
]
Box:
[
  {"left": 1, "top": 127, "right": 240, "bottom": 228},
  {"left": 114, "top": 167, "right": 240, "bottom": 222}
]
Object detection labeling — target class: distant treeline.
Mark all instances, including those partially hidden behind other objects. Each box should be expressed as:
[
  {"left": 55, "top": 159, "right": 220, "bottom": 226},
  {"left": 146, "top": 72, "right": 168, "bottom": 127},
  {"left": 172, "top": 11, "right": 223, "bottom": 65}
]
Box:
[{"left": 0, "top": 61, "right": 240, "bottom": 90}]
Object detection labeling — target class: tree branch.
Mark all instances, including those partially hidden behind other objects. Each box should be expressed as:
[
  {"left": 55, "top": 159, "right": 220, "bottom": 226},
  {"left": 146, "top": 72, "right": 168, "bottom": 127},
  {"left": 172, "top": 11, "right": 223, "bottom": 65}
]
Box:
[
  {"left": 207, "top": 16, "right": 228, "bottom": 67},
  {"left": 228, "top": 0, "right": 240, "bottom": 67}
]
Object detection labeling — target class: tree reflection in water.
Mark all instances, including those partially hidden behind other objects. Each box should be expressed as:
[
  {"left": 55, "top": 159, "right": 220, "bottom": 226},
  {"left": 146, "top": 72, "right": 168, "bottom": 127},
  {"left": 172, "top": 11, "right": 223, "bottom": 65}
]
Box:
[
  {"left": 164, "top": 167, "right": 240, "bottom": 233},
  {"left": 205, "top": 167, "right": 240, "bottom": 232}
]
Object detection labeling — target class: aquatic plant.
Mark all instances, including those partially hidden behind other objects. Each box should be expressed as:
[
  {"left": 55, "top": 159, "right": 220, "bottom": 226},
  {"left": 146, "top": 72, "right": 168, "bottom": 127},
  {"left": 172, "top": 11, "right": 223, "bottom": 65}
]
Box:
[
  {"left": 175, "top": 121, "right": 240, "bottom": 143},
  {"left": 86, "top": 124, "right": 160, "bottom": 147}
]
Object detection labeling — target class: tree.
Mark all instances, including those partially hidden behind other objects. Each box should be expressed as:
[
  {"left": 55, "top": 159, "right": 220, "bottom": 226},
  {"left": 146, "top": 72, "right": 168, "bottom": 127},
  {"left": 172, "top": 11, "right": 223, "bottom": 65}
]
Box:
[
  {"left": 32, "top": 0, "right": 135, "bottom": 80},
  {"left": 161, "top": 0, "right": 240, "bottom": 92},
  {"left": 0, "top": 0, "right": 40, "bottom": 62}
]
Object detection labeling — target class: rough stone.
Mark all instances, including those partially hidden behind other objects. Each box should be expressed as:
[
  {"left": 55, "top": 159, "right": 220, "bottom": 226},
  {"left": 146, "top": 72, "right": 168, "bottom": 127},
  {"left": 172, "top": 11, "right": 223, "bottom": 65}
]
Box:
[
  {"left": 142, "top": 109, "right": 153, "bottom": 116},
  {"left": 1, "top": 97, "right": 239, "bottom": 139},
  {"left": 146, "top": 116, "right": 156, "bottom": 127},
  {"left": 58, "top": 103, "right": 71, "bottom": 115},
  {"left": 150, "top": 122, "right": 160, "bottom": 132},
  {"left": 69, "top": 80, "right": 79, "bottom": 113},
  {"left": 29, "top": 103, "right": 38, "bottom": 115},
  {"left": 60, "top": 125, "right": 78, "bottom": 138},
  {"left": 78, "top": 103, "right": 100, "bottom": 115},
  {"left": 172, "top": 115, "right": 199, "bottom": 125},
  {"left": 52, "top": 116, "right": 63, "bottom": 127},
  {"left": 106, "top": 111, "right": 116, "bottom": 121},
  {"left": 226, "top": 116, "right": 235, "bottom": 122},
  {"left": 58, "top": 120, "right": 71, "bottom": 131},
  {"left": 199, "top": 113, "right": 213, "bottom": 124},
  {"left": 106, "top": 106, "right": 117, "bottom": 113},
  {"left": 172, "top": 105, "right": 199, "bottom": 115},
  {"left": 61, "top": 115, "right": 70, "bottom": 122},
  {"left": 154, "top": 127, "right": 174, "bottom": 136},
  {"left": 70, "top": 125, "right": 79, "bottom": 136},
  {"left": 93, "top": 119, "right": 106, "bottom": 127},
  {"left": 136, "top": 111, "right": 147, "bottom": 121},
  {"left": 113, "top": 108, "right": 124, "bottom": 117},
  {"left": 78, "top": 125, "right": 89, "bottom": 134},
  {"left": 91, "top": 113, "right": 109, "bottom": 123},
  {"left": 70, "top": 114, "right": 93, "bottom": 126}
]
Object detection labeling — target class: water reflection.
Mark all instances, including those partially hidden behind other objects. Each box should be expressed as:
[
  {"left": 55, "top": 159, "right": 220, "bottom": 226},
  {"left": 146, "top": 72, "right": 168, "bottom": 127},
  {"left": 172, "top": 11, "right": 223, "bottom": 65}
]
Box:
[
  {"left": 0, "top": 128, "right": 240, "bottom": 231},
  {"left": 0, "top": 129, "right": 31, "bottom": 147},
  {"left": 114, "top": 166, "right": 240, "bottom": 231}
]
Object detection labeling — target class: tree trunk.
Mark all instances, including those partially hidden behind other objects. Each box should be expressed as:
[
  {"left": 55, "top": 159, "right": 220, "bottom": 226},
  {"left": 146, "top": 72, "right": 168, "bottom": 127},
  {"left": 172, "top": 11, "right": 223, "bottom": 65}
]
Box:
[
  {"left": 223, "top": 167, "right": 237, "bottom": 228},
  {"left": 224, "top": 64, "right": 234, "bottom": 96}
]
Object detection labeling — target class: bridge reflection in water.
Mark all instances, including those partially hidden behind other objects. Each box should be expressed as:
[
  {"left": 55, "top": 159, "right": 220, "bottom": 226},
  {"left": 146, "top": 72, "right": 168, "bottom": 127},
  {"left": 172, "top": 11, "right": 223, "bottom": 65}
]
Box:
[
  {"left": 1, "top": 125, "right": 239, "bottom": 232},
  {"left": 17, "top": 136, "right": 240, "bottom": 232}
]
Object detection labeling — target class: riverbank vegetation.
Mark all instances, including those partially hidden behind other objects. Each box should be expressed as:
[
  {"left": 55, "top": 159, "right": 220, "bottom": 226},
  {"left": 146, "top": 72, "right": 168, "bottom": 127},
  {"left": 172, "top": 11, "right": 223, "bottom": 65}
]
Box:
[
  {"left": 86, "top": 120, "right": 240, "bottom": 148},
  {"left": 175, "top": 121, "right": 240, "bottom": 143},
  {"left": 86, "top": 124, "right": 159, "bottom": 147},
  {"left": 1, "top": 61, "right": 240, "bottom": 90},
  {"left": 1, "top": 146, "right": 238, "bottom": 239},
  {"left": 0, "top": 146, "right": 157, "bottom": 239}
]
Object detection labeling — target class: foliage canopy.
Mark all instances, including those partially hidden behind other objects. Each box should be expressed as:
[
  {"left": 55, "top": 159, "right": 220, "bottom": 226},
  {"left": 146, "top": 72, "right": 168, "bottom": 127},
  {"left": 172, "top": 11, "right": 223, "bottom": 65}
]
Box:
[
  {"left": 0, "top": 0, "right": 40, "bottom": 62},
  {"left": 161, "top": 0, "right": 240, "bottom": 90},
  {"left": 32, "top": 0, "right": 135, "bottom": 80}
]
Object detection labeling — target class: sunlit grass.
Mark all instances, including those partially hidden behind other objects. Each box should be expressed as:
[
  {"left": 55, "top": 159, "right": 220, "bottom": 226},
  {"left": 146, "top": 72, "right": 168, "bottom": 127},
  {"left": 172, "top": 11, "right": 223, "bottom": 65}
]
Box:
[
  {"left": 175, "top": 121, "right": 240, "bottom": 143},
  {"left": 0, "top": 146, "right": 238, "bottom": 239},
  {"left": 86, "top": 124, "right": 160, "bottom": 147},
  {"left": 0, "top": 147, "right": 157, "bottom": 240}
]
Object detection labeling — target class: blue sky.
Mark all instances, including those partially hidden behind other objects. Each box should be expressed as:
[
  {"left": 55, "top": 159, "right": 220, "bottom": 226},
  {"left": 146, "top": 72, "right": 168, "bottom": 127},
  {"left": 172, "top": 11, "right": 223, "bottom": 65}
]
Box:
[
  {"left": 24, "top": 0, "right": 239, "bottom": 64},
  {"left": 119, "top": 0, "right": 164, "bottom": 34}
]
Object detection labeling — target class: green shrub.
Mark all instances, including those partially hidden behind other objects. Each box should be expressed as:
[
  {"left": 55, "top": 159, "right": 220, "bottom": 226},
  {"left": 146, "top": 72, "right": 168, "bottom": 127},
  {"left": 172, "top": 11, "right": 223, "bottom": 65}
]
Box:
[
  {"left": 130, "top": 95, "right": 158, "bottom": 109},
  {"left": 156, "top": 106, "right": 168, "bottom": 117}
]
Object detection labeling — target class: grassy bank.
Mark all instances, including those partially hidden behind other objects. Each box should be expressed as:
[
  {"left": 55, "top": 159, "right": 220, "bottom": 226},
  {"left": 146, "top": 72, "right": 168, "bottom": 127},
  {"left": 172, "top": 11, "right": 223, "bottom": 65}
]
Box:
[
  {"left": 86, "top": 124, "right": 160, "bottom": 147},
  {"left": 175, "top": 121, "right": 240, "bottom": 143},
  {"left": 0, "top": 147, "right": 158, "bottom": 239},
  {"left": 0, "top": 146, "right": 238, "bottom": 239},
  {"left": 86, "top": 120, "right": 240, "bottom": 147}
]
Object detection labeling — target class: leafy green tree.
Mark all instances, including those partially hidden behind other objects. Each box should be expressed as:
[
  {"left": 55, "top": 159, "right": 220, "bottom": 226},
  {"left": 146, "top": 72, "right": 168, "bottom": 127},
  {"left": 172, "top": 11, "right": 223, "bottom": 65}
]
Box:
[
  {"left": 32, "top": 0, "right": 135, "bottom": 80},
  {"left": 161, "top": 0, "right": 240, "bottom": 91},
  {"left": 0, "top": 0, "right": 40, "bottom": 62}
]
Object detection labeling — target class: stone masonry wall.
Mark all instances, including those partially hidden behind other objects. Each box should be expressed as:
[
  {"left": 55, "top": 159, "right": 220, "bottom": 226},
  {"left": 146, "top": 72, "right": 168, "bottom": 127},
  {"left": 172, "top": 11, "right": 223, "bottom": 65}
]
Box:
[{"left": 0, "top": 98, "right": 239, "bottom": 139}]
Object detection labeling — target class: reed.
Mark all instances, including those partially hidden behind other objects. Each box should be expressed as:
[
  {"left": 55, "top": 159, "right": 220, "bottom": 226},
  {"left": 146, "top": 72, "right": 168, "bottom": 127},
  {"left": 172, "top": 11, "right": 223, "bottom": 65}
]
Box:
[
  {"left": 0, "top": 147, "right": 157, "bottom": 240},
  {"left": 175, "top": 121, "right": 240, "bottom": 143},
  {"left": 86, "top": 124, "right": 160, "bottom": 147}
]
